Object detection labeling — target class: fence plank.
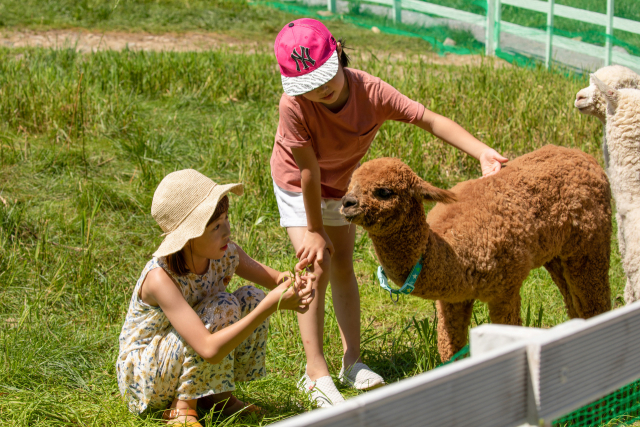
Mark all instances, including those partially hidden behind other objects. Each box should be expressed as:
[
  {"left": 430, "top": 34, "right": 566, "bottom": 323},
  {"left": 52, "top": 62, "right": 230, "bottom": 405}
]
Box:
[
  {"left": 271, "top": 345, "right": 529, "bottom": 427},
  {"left": 528, "top": 302, "right": 640, "bottom": 424},
  {"left": 328, "top": 0, "right": 337, "bottom": 13},
  {"left": 615, "top": 16, "right": 640, "bottom": 35},
  {"left": 500, "top": 20, "right": 640, "bottom": 70},
  {"left": 500, "top": 21, "right": 598, "bottom": 56},
  {"left": 399, "top": 0, "right": 487, "bottom": 26},
  {"left": 546, "top": 0, "right": 555, "bottom": 68},
  {"left": 501, "top": 0, "right": 546, "bottom": 14},
  {"left": 500, "top": 0, "right": 640, "bottom": 35},
  {"left": 393, "top": 0, "right": 402, "bottom": 23},
  {"left": 362, "top": 0, "right": 640, "bottom": 44},
  {"left": 363, "top": 0, "right": 394, "bottom": 5},
  {"left": 605, "top": 0, "right": 614, "bottom": 66},
  {"left": 495, "top": 0, "right": 502, "bottom": 51},
  {"left": 613, "top": 49, "right": 640, "bottom": 70},
  {"left": 486, "top": 0, "right": 496, "bottom": 55},
  {"left": 364, "top": 0, "right": 640, "bottom": 36}
]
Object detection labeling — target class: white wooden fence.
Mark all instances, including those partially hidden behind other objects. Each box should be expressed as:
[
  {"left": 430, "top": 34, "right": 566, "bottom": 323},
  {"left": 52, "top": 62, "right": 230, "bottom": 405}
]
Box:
[
  {"left": 326, "top": 0, "right": 640, "bottom": 71},
  {"left": 271, "top": 301, "right": 640, "bottom": 427}
]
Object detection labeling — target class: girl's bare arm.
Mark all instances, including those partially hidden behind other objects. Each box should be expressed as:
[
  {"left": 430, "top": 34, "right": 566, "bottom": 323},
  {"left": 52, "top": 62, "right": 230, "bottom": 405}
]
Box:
[
  {"left": 234, "top": 243, "right": 286, "bottom": 290},
  {"left": 141, "top": 267, "right": 310, "bottom": 364},
  {"left": 291, "top": 145, "right": 324, "bottom": 232},
  {"left": 290, "top": 145, "right": 334, "bottom": 267},
  {"left": 415, "top": 108, "right": 508, "bottom": 176}
]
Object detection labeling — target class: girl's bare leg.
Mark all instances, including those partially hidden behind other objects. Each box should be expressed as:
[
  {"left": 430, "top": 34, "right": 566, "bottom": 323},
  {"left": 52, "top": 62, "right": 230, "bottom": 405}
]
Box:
[
  {"left": 287, "top": 227, "right": 331, "bottom": 381},
  {"left": 287, "top": 225, "right": 360, "bottom": 379},
  {"left": 325, "top": 225, "right": 361, "bottom": 368}
]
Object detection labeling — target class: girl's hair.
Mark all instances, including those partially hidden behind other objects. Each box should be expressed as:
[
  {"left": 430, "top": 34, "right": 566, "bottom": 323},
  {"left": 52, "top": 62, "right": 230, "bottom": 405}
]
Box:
[
  {"left": 337, "top": 38, "right": 351, "bottom": 68},
  {"left": 165, "top": 195, "right": 230, "bottom": 276}
]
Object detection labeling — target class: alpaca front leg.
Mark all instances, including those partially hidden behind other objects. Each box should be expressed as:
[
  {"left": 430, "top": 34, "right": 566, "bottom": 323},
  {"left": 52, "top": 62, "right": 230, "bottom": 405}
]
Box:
[
  {"left": 617, "top": 211, "right": 626, "bottom": 261},
  {"left": 436, "top": 299, "right": 474, "bottom": 362},
  {"left": 622, "top": 211, "right": 640, "bottom": 304},
  {"left": 623, "top": 277, "right": 637, "bottom": 304}
]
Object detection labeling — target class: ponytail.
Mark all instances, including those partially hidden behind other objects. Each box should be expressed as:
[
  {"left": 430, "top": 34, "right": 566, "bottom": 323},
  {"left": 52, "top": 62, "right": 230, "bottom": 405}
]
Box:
[{"left": 337, "top": 38, "right": 351, "bottom": 68}]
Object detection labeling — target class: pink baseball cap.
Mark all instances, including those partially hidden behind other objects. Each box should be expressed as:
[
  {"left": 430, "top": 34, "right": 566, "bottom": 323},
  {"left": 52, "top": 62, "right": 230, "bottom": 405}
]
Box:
[{"left": 274, "top": 18, "right": 339, "bottom": 96}]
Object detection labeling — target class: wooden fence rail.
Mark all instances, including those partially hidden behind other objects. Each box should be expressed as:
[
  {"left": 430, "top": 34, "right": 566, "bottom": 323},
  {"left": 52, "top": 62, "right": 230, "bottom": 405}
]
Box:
[{"left": 272, "top": 301, "right": 640, "bottom": 427}]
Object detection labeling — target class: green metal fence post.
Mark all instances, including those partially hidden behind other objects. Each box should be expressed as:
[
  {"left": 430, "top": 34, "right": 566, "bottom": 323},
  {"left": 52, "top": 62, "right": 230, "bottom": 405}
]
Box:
[
  {"left": 486, "top": 0, "right": 495, "bottom": 56},
  {"left": 393, "top": 0, "right": 402, "bottom": 23},
  {"left": 494, "top": 0, "right": 502, "bottom": 52},
  {"left": 328, "top": 0, "right": 337, "bottom": 14},
  {"left": 545, "top": 0, "right": 555, "bottom": 69},
  {"left": 605, "top": 0, "right": 614, "bottom": 66}
]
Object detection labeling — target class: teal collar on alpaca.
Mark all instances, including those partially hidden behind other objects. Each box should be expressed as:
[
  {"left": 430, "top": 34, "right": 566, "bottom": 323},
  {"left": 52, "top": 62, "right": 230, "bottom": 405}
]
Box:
[{"left": 377, "top": 256, "right": 423, "bottom": 303}]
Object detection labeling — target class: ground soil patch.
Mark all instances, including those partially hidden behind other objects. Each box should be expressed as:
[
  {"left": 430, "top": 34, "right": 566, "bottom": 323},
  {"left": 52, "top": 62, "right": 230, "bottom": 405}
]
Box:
[
  {"left": 0, "top": 29, "right": 263, "bottom": 52},
  {"left": 0, "top": 28, "right": 506, "bottom": 67}
]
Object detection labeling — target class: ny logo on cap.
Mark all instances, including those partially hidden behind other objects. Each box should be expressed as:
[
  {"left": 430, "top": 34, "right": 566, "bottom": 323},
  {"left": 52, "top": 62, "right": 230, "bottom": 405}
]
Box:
[{"left": 291, "top": 46, "right": 316, "bottom": 72}]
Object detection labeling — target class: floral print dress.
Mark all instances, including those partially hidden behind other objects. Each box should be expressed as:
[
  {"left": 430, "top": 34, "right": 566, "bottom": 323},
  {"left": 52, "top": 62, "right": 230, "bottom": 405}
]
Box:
[{"left": 116, "top": 244, "right": 268, "bottom": 414}]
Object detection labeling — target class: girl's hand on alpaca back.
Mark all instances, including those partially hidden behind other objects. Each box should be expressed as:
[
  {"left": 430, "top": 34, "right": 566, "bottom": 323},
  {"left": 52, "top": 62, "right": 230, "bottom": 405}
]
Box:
[
  {"left": 479, "top": 148, "right": 509, "bottom": 178},
  {"left": 268, "top": 272, "right": 316, "bottom": 313}
]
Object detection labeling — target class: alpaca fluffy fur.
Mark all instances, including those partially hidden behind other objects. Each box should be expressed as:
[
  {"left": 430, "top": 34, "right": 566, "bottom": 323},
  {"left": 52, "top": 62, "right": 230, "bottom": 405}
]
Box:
[
  {"left": 592, "top": 76, "right": 640, "bottom": 304},
  {"left": 576, "top": 65, "right": 640, "bottom": 125},
  {"left": 575, "top": 65, "right": 640, "bottom": 167},
  {"left": 342, "top": 145, "right": 612, "bottom": 361}
]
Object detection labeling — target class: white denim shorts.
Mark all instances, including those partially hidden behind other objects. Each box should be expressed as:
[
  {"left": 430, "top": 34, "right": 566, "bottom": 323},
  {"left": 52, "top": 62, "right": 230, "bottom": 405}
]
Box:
[{"left": 273, "top": 180, "right": 349, "bottom": 228}]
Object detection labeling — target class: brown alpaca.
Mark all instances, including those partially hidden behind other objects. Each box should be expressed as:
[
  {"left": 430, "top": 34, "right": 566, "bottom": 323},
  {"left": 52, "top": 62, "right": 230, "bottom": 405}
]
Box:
[{"left": 341, "top": 145, "right": 612, "bottom": 361}]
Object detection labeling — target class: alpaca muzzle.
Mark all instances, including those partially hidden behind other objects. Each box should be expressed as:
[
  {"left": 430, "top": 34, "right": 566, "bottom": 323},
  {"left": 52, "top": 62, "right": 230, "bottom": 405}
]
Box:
[{"left": 340, "top": 194, "right": 360, "bottom": 220}]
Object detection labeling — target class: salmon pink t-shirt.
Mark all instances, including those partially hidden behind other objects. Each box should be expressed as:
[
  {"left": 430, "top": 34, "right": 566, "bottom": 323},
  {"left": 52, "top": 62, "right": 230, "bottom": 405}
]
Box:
[{"left": 270, "top": 68, "right": 425, "bottom": 199}]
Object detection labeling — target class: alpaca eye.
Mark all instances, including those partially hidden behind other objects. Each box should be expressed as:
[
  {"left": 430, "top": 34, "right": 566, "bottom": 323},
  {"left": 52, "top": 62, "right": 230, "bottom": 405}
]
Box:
[{"left": 374, "top": 188, "right": 394, "bottom": 199}]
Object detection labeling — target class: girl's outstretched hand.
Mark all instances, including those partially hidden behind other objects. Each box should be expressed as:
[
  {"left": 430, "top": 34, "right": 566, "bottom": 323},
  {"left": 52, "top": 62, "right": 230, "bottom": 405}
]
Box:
[
  {"left": 269, "top": 272, "right": 316, "bottom": 313},
  {"left": 479, "top": 148, "right": 508, "bottom": 178},
  {"left": 296, "top": 229, "right": 334, "bottom": 269}
]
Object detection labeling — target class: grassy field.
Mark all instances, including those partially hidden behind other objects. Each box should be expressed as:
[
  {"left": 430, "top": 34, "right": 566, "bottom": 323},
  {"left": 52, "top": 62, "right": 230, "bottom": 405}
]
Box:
[
  {"left": 0, "top": 0, "right": 439, "bottom": 56},
  {"left": 0, "top": 1, "right": 629, "bottom": 426}
]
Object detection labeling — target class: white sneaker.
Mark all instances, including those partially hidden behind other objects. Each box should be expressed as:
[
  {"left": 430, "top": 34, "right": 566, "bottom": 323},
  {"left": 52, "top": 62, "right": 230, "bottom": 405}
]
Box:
[
  {"left": 298, "top": 373, "right": 346, "bottom": 408},
  {"left": 339, "top": 360, "right": 385, "bottom": 390}
]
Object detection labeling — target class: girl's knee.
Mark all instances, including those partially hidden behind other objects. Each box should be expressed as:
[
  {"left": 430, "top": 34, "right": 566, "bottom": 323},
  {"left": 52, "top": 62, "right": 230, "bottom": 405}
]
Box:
[
  {"left": 197, "top": 293, "right": 241, "bottom": 330},
  {"left": 308, "top": 255, "right": 331, "bottom": 283},
  {"left": 235, "top": 285, "right": 265, "bottom": 298},
  {"left": 330, "top": 259, "right": 355, "bottom": 279},
  {"left": 234, "top": 285, "right": 266, "bottom": 312}
]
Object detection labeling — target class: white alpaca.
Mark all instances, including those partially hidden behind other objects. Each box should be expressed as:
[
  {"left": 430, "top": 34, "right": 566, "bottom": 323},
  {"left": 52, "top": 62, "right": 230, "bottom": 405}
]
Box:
[
  {"left": 575, "top": 65, "right": 640, "bottom": 167},
  {"left": 592, "top": 75, "right": 640, "bottom": 304}
]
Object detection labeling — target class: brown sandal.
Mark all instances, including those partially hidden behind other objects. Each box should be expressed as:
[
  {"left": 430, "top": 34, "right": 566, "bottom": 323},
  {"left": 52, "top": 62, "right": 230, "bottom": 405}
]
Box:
[
  {"left": 198, "top": 395, "right": 265, "bottom": 418},
  {"left": 162, "top": 407, "right": 202, "bottom": 427},
  {"left": 238, "top": 403, "right": 265, "bottom": 417}
]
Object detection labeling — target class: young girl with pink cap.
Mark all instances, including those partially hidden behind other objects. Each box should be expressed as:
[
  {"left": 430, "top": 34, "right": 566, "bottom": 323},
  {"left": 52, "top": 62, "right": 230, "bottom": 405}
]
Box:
[{"left": 272, "top": 18, "right": 508, "bottom": 407}]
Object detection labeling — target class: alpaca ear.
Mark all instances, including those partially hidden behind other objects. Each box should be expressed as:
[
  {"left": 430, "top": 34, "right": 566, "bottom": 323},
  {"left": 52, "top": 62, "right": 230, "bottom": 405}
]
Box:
[
  {"left": 413, "top": 178, "right": 456, "bottom": 204},
  {"left": 591, "top": 74, "right": 619, "bottom": 114}
]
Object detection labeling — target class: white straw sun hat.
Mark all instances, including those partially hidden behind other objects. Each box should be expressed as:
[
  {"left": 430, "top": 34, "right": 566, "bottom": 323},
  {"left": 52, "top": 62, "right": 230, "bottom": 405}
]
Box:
[{"left": 151, "top": 169, "right": 243, "bottom": 258}]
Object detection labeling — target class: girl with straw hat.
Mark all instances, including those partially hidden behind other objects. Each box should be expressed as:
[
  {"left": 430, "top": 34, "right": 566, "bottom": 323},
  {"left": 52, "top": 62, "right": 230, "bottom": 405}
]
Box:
[{"left": 116, "top": 169, "right": 315, "bottom": 426}]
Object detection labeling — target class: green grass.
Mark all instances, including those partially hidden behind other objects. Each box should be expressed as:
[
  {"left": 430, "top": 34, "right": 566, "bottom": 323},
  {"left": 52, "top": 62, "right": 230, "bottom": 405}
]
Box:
[
  {"left": 0, "top": 17, "right": 628, "bottom": 427},
  {"left": 0, "top": 0, "right": 270, "bottom": 32}
]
